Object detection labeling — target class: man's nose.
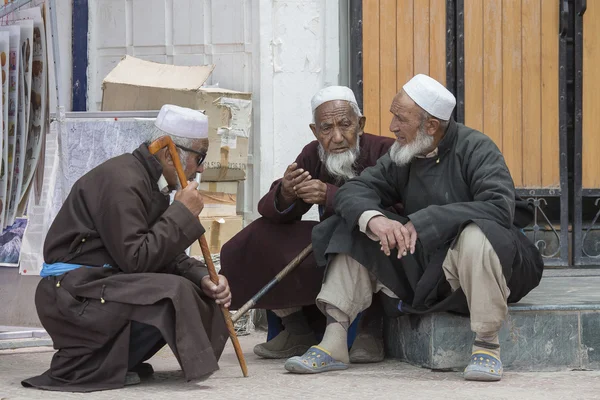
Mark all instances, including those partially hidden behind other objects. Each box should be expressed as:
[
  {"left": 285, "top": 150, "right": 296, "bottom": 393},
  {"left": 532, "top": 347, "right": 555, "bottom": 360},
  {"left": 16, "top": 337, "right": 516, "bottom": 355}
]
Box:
[
  {"left": 332, "top": 128, "right": 345, "bottom": 143},
  {"left": 389, "top": 118, "right": 399, "bottom": 134},
  {"left": 197, "top": 164, "right": 205, "bottom": 174}
]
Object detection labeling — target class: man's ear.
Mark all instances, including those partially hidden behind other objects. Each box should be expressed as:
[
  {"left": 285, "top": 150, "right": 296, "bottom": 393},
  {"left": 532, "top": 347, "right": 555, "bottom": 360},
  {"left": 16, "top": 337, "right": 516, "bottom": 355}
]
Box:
[
  {"left": 427, "top": 119, "right": 440, "bottom": 136},
  {"left": 358, "top": 116, "right": 366, "bottom": 134},
  {"left": 309, "top": 123, "right": 318, "bottom": 139}
]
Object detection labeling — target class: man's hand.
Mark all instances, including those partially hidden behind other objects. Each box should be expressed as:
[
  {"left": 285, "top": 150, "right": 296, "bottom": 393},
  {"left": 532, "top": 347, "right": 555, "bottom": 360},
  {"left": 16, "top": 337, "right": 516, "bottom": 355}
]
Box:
[
  {"left": 367, "top": 216, "right": 418, "bottom": 258},
  {"left": 294, "top": 178, "right": 328, "bottom": 205},
  {"left": 280, "top": 162, "right": 311, "bottom": 202},
  {"left": 201, "top": 274, "right": 231, "bottom": 308},
  {"left": 174, "top": 181, "right": 204, "bottom": 217}
]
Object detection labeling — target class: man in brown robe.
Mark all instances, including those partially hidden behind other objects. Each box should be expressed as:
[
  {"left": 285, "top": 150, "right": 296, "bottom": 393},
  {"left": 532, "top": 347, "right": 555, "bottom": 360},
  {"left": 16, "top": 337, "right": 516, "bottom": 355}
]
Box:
[
  {"left": 220, "top": 86, "right": 396, "bottom": 362},
  {"left": 22, "top": 105, "right": 231, "bottom": 392}
]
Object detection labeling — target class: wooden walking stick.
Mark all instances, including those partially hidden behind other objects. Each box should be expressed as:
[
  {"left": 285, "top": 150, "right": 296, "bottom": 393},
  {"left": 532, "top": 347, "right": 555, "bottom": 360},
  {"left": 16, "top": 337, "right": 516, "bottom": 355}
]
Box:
[
  {"left": 149, "top": 136, "right": 249, "bottom": 377},
  {"left": 231, "top": 243, "right": 313, "bottom": 323}
]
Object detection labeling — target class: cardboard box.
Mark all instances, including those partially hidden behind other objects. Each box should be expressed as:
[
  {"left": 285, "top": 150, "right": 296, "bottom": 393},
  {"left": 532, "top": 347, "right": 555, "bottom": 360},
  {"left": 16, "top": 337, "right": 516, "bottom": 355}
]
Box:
[
  {"left": 199, "top": 181, "right": 239, "bottom": 194},
  {"left": 191, "top": 215, "right": 244, "bottom": 255},
  {"left": 198, "top": 181, "right": 239, "bottom": 218},
  {"left": 101, "top": 56, "right": 252, "bottom": 181},
  {"left": 199, "top": 191, "right": 237, "bottom": 218}
]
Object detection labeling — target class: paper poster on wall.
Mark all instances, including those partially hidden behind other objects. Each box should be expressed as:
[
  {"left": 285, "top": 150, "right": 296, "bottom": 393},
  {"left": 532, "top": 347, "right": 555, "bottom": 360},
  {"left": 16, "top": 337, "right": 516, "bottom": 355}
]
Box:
[
  {"left": 0, "top": 33, "right": 7, "bottom": 229},
  {"left": 0, "top": 26, "right": 20, "bottom": 229},
  {"left": 15, "top": 20, "right": 32, "bottom": 140},
  {"left": 7, "top": 52, "right": 27, "bottom": 226},
  {"left": 0, "top": 216, "right": 27, "bottom": 267},
  {"left": 14, "top": 7, "right": 46, "bottom": 203}
]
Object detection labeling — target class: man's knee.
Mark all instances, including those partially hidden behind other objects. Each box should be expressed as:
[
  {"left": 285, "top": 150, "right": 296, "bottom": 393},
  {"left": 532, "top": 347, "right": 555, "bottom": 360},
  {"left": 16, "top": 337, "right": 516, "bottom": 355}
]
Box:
[
  {"left": 162, "top": 274, "right": 198, "bottom": 294},
  {"left": 456, "top": 223, "right": 486, "bottom": 248},
  {"left": 451, "top": 223, "right": 503, "bottom": 277}
]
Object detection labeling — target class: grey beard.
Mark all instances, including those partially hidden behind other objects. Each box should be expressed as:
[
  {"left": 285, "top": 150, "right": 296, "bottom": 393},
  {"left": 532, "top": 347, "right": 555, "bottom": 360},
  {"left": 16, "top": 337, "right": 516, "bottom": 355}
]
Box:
[
  {"left": 389, "top": 128, "right": 435, "bottom": 167},
  {"left": 318, "top": 137, "right": 360, "bottom": 184}
]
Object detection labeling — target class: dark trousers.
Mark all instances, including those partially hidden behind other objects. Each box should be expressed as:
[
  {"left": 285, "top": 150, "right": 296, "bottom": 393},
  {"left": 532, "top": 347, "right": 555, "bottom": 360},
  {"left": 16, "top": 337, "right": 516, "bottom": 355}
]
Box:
[{"left": 128, "top": 321, "right": 164, "bottom": 370}]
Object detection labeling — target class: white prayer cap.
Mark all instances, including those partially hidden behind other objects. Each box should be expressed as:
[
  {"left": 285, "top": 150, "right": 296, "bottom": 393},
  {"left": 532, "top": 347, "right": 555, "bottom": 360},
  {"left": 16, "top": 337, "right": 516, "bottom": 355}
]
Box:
[
  {"left": 311, "top": 86, "right": 358, "bottom": 113},
  {"left": 402, "top": 74, "right": 456, "bottom": 121},
  {"left": 155, "top": 104, "right": 208, "bottom": 139}
]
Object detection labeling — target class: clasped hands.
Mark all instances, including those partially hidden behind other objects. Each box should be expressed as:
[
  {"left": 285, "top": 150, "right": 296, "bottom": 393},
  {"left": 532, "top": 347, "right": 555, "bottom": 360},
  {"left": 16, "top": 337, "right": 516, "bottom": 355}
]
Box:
[{"left": 367, "top": 216, "right": 418, "bottom": 259}]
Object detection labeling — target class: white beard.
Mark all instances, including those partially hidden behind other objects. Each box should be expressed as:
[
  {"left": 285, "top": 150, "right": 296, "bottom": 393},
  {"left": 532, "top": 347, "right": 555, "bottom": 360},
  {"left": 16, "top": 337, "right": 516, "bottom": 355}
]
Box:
[
  {"left": 318, "top": 137, "right": 360, "bottom": 183},
  {"left": 389, "top": 128, "right": 435, "bottom": 167}
]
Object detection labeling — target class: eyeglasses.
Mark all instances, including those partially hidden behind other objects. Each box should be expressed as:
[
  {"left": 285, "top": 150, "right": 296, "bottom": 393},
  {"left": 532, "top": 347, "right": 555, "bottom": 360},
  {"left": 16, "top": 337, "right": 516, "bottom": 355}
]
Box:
[{"left": 175, "top": 144, "right": 207, "bottom": 167}]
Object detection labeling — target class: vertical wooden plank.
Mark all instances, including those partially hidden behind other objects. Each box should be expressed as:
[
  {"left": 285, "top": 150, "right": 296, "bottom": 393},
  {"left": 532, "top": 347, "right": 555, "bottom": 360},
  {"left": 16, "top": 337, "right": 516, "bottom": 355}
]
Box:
[
  {"left": 541, "top": 0, "right": 560, "bottom": 187},
  {"left": 379, "top": 0, "right": 397, "bottom": 137},
  {"left": 521, "top": 0, "right": 542, "bottom": 187},
  {"left": 397, "top": 0, "right": 414, "bottom": 90},
  {"left": 362, "top": 0, "right": 380, "bottom": 136},
  {"left": 502, "top": 0, "right": 523, "bottom": 187},
  {"left": 582, "top": 1, "right": 600, "bottom": 188},
  {"left": 429, "top": 0, "right": 446, "bottom": 86},
  {"left": 413, "top": 0, "right": 430, "bottom": 75},
  {"left": 464, "top": 0, "right": 483, "bottom": 131},
  {"left": 483, "top": 0, "right": 503, "bottom": 151}
]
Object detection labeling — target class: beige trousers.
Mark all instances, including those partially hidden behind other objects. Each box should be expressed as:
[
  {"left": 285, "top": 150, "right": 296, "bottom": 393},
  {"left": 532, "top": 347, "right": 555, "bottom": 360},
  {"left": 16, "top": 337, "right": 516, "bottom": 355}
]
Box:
[{"left": 316, "top": 223, "right": 510, "bottom": 334}]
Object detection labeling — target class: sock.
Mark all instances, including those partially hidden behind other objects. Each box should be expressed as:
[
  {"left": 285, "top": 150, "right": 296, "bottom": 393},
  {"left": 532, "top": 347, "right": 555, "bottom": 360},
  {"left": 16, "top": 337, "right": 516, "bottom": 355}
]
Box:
[
  {"left": 315, "top": 305, "right": 350, "bottom": 363},
  {"left": 472, "top": 331, "right": 501, "bottom": 360},
  {"left": 318, "top": 322, "right": 349, "bottom": 364},
  {"left": 281, "top": 311, "right": 312, "bottom": 335}
]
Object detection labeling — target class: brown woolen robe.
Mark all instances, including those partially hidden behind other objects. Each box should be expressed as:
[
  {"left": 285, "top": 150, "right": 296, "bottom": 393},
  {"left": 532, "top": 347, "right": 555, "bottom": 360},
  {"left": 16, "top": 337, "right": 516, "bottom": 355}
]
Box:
[
  {"left": 220, "top": 133, "right": 396, "bottom": 310},
  {"left": 22, "top": 144, "right": 228, "bottom": 393}
]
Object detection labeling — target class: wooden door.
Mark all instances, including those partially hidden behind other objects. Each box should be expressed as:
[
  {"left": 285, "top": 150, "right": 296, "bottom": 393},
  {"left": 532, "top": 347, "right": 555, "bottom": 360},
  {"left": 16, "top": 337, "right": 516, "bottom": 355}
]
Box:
[
  {"left": 463, "top": 0, "right": 560, "bottom": 189},
  {"left": 362, "top": 0, "right": 447, "bottom": 138}
]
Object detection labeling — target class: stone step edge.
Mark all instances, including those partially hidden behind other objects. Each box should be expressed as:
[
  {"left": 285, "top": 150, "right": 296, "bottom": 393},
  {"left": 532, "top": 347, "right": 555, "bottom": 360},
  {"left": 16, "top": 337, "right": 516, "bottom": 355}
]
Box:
[{"left": 508, "top": 303, "right": 600, "bottom": 312}]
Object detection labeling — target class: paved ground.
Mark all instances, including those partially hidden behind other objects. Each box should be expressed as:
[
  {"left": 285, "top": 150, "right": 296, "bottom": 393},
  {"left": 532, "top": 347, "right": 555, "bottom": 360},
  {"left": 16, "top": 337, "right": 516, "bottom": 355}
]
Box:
[{"left": 1, "top": 332, "right": 599, "bottom": 400}]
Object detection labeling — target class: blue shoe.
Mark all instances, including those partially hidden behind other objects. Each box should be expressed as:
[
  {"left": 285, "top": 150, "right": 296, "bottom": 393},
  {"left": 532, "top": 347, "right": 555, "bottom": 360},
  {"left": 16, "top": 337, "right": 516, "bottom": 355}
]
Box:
[
  {"left": 284, "top": 346, "right": 349, "bottom": 374},
  {"left": 463, "top": 351, "right": 503, "bottom": 381}
]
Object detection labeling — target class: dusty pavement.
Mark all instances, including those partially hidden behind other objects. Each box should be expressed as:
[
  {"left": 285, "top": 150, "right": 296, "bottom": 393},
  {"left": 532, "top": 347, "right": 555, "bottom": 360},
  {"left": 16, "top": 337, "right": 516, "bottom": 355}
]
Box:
[{"left": 1, "top": 332, "right": 599, "bottom": 400}]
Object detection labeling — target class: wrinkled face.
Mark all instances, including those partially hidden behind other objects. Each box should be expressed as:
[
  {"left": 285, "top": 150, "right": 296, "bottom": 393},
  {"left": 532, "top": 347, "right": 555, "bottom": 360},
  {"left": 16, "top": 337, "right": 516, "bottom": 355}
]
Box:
[
  {"left": 310, "top": 100, "right": 365, "bottom": 154},
  {"left": 389, "top": 91, "right": 424, "bottom": 144},
  {"left": 159, "top": 138, "right": 209, "bottom": 188},
  {"left": 388, "top": 92, "right": 439, "bottom": 166}
]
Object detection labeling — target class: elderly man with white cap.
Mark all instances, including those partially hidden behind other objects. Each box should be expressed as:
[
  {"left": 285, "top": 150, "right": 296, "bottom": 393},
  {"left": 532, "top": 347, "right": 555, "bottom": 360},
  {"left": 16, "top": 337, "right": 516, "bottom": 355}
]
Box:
[
  {"left": 221, "top": 86, "right": 399, "bottom": 363},
  {"left": 22, "top": 104, "right": 231, "bottom": 392},
  {"left": 285, "top": 74, "right": 543, "bottom": 381}
]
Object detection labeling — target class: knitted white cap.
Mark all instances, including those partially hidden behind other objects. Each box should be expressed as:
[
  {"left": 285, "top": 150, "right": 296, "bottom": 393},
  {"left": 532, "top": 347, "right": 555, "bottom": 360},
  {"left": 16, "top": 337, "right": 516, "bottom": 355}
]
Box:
[
  {"left": 402, "top": 74, "right": 456, "bottom": 120},
  {"left": 155, "top": 104, "right": 208, "bottom": 139},
  {"left": 311, "top": 86, "right": 358, "bottom": 113}
]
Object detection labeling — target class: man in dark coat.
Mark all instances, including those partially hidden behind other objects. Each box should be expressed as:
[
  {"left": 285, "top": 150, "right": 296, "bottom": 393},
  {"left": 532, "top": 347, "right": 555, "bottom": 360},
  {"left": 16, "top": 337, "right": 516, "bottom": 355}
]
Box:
[
  {"left": 220, "top": 86, "right": 395, "bottom": 362},
  {"left": 284, "top": 74, "right": 544, "bottom": 381},
  {"left": 22, "top": 105, "right": 231, "bottom": 392}
]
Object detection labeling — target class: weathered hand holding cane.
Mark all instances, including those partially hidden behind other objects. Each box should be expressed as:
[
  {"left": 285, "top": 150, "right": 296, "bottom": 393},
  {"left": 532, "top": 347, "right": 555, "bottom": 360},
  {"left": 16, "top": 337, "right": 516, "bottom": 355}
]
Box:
[{"left": 148, "top": 136, "right": 248, "bottom": 377}]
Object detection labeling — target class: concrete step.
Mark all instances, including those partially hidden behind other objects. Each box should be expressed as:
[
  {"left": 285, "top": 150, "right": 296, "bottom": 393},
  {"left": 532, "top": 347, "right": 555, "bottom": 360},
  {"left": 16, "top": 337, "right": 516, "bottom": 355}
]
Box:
[
  {"left": 0, "top": 326, "right": 52, "bottom": 350},
  {"left": 383, "top": 269, "right": 600, "bottom": 372}
]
